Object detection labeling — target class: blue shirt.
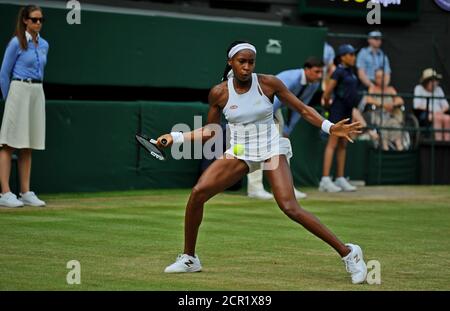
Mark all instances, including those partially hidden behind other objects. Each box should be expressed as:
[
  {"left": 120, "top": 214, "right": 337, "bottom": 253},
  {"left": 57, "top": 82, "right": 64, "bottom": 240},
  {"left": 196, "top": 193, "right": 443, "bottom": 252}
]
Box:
[
  {"left": 356, "top": 46, "right": 391, "bottom": 81},
  {"left": 331, "top": 64, "right": 359, "bottom": 107},
  {"left": 0, "top": 33, "right": 49, "bottom": 99},
  {"left": 323, "top": 42, "right": 335, "bottom": 66},
  {"left": 273, "top": 68, "right": 321, "bottom": 135}
]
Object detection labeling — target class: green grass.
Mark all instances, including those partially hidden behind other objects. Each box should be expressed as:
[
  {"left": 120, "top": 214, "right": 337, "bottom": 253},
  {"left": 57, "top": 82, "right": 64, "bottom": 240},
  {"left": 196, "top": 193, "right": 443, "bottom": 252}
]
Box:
[{"left": 0, "top": 186, "right": 449, "bottom": 290}]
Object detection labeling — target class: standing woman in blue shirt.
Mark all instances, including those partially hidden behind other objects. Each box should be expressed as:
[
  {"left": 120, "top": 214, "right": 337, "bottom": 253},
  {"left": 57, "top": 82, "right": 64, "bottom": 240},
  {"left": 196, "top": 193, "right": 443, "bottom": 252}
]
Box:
[
  {"left": 0, "top": 5, "right": 48, "bottom": 207},
  {"left": 319, "top": 45, "right": 359, "bottom": 193}
]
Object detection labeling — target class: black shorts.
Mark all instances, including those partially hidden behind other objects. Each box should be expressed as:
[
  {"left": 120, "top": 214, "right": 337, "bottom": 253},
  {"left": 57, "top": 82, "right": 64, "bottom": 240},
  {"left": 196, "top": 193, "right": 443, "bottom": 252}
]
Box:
[{"left": 329, "top": 101, "right": 353, "bottom": 123}]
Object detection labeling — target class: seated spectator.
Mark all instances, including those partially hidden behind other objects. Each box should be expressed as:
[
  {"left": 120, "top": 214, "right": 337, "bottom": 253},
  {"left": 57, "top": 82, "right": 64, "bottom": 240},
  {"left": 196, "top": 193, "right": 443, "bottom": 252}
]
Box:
[
  {"left": 414, "top": 68, "right": 449, "bottom": 141},
  {"left": 351, "top": 108, "right": 379, "bottom": 145},
  {"left": 365, "top": 69, "right": 405, "bottom": 151}
]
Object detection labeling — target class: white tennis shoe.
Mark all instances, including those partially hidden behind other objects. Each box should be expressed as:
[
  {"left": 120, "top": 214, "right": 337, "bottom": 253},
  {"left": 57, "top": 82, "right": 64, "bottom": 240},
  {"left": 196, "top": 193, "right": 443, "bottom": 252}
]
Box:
[
  {"left": 19, "top": 191, "right": 46, "bottom": 207},
  {"left": 164, "top": 254, "right": 202, "bottom": 273},
  {"left": 334, "top": 177, "right": 357, "bottom": 192},
  {"left": 342, "top": 243, "right": 367, "bottom": 284},
  {"left": 248, "top": 189, "right": 273, "bottom": 200},
  {"left": 319, "top": 177, "right": 342, "bottom": 192},
  {"left": 293, "top": 188, "right": 307, "bottom": 199},
  {"left": 0, "top": 192, "right": 24, "bottom": 208}
]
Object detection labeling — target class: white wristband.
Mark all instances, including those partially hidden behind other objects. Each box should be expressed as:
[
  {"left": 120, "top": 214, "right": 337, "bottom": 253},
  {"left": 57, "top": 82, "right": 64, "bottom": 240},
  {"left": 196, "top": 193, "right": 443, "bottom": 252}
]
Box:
[
  {"left": 321, "top": 120, "right": 334, "bottom": 135},
  {"left": 170, "top": 132, "right": 184, "bottom": 144}
]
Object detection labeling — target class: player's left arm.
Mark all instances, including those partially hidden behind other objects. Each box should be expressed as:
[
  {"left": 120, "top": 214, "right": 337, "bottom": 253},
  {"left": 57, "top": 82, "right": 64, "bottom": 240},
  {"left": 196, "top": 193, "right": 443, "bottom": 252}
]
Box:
[
  {"left": 263, "top": 75, "right": 362, "bottom": 141},
  {"left": 264, "top": 75, "right": 325, "bottom": 128}
]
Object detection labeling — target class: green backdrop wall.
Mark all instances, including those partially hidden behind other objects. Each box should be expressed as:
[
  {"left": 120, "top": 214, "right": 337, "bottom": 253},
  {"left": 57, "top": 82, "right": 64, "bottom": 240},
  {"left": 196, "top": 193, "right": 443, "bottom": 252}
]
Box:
[
  {"left": 0, "top": 2, "right": 326, "bottom": 89},
  {"left": 0, "top": 100, "right": 419, "bottom": 194},
  {"left": 0, "top": 2, "right": 420, "bottom": 193},
  {"left": 0, "top": 100, "right": 209, "bottom": 193}
]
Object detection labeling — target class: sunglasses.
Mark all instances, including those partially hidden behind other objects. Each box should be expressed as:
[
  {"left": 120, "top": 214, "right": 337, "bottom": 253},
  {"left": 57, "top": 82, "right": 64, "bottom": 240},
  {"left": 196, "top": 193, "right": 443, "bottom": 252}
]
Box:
[{"left": 28, "top": 17, "right": 45, "bottom": 24}]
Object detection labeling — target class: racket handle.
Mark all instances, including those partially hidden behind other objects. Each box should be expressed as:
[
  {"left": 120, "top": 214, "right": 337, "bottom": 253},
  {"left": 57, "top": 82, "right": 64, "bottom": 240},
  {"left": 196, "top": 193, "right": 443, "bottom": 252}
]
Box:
[{"left": 161, "top": 138, "right": 168, "bottom": 146}]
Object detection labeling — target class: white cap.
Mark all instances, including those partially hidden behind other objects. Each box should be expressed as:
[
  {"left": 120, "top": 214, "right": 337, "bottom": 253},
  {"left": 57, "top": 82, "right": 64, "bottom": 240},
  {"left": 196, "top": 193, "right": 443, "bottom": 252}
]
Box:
[
  {"left": 368, "top": 30, "right": 383, "bottom": 38},
  {"left": 420, "top": 68, "right": 443, "bottom": 82}
]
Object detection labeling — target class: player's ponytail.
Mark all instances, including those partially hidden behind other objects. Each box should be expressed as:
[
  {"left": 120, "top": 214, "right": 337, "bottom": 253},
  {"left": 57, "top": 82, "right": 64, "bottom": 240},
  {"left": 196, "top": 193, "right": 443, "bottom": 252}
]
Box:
[
  {"left": 221, "top": 40, "right": 251, "bottom": 81},
  {"left": 221, "top": 64, "right": 232, "bottom": 82}
]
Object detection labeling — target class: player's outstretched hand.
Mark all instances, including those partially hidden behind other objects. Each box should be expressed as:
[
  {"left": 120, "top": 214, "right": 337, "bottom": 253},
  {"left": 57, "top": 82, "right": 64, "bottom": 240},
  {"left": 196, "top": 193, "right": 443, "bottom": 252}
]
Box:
[
  {"left": 330, "top": 118, "right": 363, "bottom": 143},
  {"left": 157, "top": 134, "right": 173, "bottom": 148}
]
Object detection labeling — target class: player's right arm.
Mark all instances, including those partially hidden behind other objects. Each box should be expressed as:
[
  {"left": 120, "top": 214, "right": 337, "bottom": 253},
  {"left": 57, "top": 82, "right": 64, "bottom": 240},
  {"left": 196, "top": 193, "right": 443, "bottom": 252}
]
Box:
[{"left": 156, "top": 83, "right": 225, "bottom": 147}]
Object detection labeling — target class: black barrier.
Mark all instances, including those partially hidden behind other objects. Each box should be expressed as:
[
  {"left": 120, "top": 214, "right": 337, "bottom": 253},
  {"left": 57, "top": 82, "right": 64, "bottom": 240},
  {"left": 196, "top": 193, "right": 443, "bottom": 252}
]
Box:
[{"left": 361, "top": 92, "right": 450, "bottom": 185}]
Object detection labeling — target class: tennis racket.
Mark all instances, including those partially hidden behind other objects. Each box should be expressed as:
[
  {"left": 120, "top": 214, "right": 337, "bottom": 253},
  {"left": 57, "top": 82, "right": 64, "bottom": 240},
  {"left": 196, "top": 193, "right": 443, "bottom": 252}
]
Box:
[{"left": 135, "top": 133, "right": 167, "bottom": 161}]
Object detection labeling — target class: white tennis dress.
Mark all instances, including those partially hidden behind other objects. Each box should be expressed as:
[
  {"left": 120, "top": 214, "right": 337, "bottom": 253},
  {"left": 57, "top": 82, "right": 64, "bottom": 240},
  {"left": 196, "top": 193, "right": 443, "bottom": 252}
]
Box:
[{"left": 223, "top": 73, "right": 292, "bottom": 172}]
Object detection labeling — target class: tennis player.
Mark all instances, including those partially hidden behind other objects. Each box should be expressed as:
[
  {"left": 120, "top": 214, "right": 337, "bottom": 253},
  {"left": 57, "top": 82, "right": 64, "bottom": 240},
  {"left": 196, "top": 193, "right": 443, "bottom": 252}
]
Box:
[{"left": 157, "top": 41, "right": 367, "bottom": 284}]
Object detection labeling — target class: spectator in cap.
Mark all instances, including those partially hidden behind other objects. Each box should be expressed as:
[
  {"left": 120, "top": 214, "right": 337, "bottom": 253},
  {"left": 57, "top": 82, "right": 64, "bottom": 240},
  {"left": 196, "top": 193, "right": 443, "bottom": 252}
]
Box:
[
  {"left": 414, "top": 68, "right": 449, "bottom": 141},
  {"left": 323, "top": 42, "right": 336, "bottom": 91},
  {"left": 319, "top": 44, "right": 359, "bottom": 193},
  {"left": 356, "top": 30, "right": 391, "bottom": 90},
  {"left": 314, "top": 21, "right": 336, "bottom": 90}
]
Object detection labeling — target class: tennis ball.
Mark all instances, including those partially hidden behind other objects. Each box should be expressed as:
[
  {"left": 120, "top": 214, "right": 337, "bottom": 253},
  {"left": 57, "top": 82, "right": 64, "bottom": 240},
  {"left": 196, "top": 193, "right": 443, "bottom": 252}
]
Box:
[{"left": 233, "top": 144, "right": 245, "bottom": 156}]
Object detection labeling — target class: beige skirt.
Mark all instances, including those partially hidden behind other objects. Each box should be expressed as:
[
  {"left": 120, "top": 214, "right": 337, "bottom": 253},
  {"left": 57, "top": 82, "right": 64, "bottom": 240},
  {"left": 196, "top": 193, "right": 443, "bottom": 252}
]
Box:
[{"left": 0, "top": 81, "right": 46, "bottom": 150}]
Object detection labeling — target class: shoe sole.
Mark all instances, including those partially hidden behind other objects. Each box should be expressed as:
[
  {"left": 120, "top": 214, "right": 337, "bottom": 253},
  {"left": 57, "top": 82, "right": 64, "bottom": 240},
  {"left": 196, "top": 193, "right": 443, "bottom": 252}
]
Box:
[
  {"left": 248, "top": 194, "right": 273, "bottom": 200},
  {"left": 338, "top": 187, "right": 357, "bottom": 192},
  {"left": 319, "top": 186, "right": 342, "bottom": 193},
  {"left": 20, "top": 200, "right": 46, "bottom": 207},
  {"left": 352, "top": 271, "right": 367, "bottom": 284},
  {"left": 164, "top": 267, "right": 202, "bottom": 273},
  {"left": 351, "top": 262, "right": 368, "bottom": 284}
]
